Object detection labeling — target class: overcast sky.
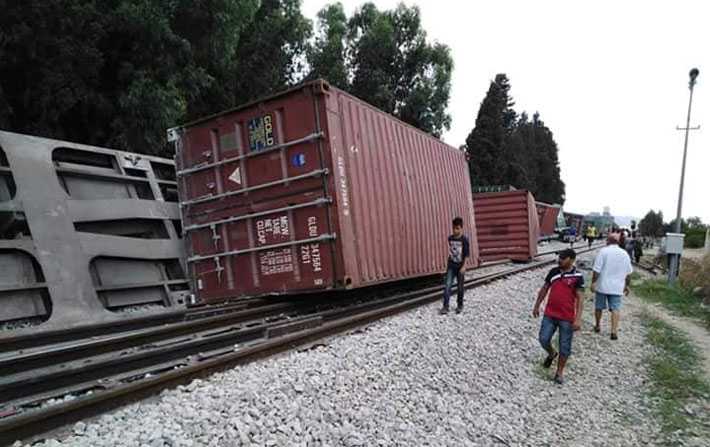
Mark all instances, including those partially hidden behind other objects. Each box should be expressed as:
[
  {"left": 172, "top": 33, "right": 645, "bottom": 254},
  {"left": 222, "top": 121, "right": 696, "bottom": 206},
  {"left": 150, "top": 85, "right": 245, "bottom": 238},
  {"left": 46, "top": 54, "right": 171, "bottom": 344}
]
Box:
[{"left": 302, "top": 0, "right": 710, "bottom": 223}]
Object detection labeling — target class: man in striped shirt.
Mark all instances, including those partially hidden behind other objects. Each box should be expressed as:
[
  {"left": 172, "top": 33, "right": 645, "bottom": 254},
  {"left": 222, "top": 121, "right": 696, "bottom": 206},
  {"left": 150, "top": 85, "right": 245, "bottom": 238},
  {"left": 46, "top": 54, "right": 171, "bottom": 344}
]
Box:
[{"left": 532, "top": 249, "right": 585, "bottom": 384}]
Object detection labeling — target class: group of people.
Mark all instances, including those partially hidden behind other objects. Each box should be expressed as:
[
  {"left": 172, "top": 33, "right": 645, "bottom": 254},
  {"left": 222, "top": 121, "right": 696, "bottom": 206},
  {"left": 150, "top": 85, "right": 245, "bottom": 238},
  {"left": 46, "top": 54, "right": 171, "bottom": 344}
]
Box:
[
  {"left": 440, "top": 217, "right": 633, "bottom": 385},
  {"left": 618, "top": 228, "right": 644, "bottom": 263}
]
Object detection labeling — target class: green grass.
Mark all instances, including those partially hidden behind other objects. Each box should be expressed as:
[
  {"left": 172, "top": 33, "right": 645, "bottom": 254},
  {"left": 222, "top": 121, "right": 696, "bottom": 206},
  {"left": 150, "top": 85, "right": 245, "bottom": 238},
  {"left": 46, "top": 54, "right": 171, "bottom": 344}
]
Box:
[
  {"left": 634, "top": 280, "right": 710, "bottom": 330},
  {"left": 642, "top": 313, "right": 710, "bottom": 435}
]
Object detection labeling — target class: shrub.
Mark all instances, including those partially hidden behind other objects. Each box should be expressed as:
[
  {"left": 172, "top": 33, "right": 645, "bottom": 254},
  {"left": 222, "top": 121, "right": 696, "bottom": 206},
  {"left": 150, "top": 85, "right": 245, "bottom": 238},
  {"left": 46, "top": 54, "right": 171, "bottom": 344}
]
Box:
[{"left": 679, "top": 253, "right": 710, "bottom": 292}]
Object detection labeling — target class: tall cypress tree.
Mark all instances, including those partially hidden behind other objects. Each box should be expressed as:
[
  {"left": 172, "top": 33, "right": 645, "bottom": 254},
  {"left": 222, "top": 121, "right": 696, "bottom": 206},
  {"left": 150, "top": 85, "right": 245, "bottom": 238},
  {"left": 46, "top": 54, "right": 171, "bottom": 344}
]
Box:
[{"left": 464, "top": 74, "right": 516, "bottom": 186}]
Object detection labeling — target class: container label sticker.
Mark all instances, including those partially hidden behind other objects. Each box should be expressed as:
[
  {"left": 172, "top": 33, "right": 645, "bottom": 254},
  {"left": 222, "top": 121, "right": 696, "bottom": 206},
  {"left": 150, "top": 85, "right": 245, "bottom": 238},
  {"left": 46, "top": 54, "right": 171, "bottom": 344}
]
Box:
[
  {"left": 228, "top": 167, "right": 241, "bottom": 184},
  {"left": 292, "top": 153, "right": 306, "bottom": 167},
  {"left": 256, "top": 215, "right": 290, "bottom": 245},
  {"left": 248, "top": 114, "right": 275, "bottom": 152},
  {"left": 300, "top": 216, "right": 322, "bottom": 272},
  {"left": 259, "top": 248, "right": 294, "bottom": 276},
  {"left": 300, "top": 244, "right": 322, "bottom": 272},
  {"left": 336, "top": 156, "right": 350, "bottom": 217}
]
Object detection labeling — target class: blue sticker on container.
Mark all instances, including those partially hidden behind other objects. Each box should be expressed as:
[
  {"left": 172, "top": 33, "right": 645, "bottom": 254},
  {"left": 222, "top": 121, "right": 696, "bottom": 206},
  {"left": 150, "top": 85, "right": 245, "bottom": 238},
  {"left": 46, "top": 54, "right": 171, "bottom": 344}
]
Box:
[{"left": 292, "top": 153, "right": 306, "bottom": 167}]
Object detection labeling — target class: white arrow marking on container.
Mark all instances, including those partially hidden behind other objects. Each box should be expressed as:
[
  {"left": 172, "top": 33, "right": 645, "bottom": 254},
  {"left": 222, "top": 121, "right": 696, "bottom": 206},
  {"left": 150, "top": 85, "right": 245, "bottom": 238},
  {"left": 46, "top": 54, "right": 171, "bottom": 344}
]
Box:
[{"left": 228, "top": 167, "right": 242, "bottom": 184}]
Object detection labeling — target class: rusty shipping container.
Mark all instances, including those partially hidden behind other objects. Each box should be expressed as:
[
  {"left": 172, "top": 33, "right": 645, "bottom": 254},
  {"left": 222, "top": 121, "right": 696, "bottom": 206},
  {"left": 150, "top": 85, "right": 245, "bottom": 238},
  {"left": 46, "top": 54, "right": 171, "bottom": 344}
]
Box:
[
  {"left": 535, "top": 201, "right": 562, "bottom": 239},
  {"left": 174, "top": 80, "right": 479, "bottom": 302},
  {"left": 473, "top": 190, "right": 539, "bottom": 262}
]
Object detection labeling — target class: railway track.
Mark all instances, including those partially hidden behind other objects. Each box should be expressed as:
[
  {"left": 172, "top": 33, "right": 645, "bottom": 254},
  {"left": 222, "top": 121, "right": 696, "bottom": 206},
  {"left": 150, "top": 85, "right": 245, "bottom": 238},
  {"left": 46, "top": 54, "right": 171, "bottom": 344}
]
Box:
[{"left": 0, "top": 244, "right": 602, "bottom": 446}]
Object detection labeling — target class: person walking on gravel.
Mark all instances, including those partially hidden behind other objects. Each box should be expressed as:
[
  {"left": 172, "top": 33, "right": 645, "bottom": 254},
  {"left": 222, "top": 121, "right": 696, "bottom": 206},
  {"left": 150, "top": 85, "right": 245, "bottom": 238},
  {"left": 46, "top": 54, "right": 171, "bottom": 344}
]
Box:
[
  {"left": 586, "top": 225, "right": 597, "bottom": 248},
  {"left": 591, "top": 234, "right": 633, "bottom": 340},
  {"left": 532, "top": 249, "right": 585, "bottom": 384},
  {"left": 440, "top": 217, "right": 470, "bottom": 315}
]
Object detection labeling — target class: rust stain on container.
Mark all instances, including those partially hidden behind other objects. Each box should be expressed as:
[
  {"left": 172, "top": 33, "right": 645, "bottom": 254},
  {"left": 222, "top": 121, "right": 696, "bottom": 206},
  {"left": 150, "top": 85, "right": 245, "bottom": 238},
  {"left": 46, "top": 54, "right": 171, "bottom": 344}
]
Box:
[
  {"left": 473, "top": 190, "right": 539, "bottom": 262},
  {"left": 175, "top": 80, "right": 479, "bottom": 302}
]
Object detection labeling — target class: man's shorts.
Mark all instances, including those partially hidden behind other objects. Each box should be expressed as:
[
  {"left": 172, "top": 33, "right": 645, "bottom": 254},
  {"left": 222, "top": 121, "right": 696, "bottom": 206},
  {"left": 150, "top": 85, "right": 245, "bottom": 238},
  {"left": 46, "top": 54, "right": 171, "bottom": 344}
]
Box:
[{"left": 595, "top": 292, "right": 623, "bottom": 311}]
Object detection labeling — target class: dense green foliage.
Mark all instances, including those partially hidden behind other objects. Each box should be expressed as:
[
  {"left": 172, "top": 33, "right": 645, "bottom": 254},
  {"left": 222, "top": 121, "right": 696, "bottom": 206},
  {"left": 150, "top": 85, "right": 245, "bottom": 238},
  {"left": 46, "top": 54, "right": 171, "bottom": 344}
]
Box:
[
  {"left": 307, "top": 2, "right": 453, "bottom": 137},
  {"left": 663, "top": 216, "right": 708, "bottom": 248},
  {"left": 639, "top": 210, "right": 665, "bottom": 237},
  {"left": 0, "top": 0, "right": 455, "bottom": 155},
  {"left": 1, "top": 0, "right": 565, "bottom": 201},
  {"left": 464, "top": 74, "right": 565, "bottom": 204},
  {"left": 0, "top": 0, "right": 309, "bottom": 156}
]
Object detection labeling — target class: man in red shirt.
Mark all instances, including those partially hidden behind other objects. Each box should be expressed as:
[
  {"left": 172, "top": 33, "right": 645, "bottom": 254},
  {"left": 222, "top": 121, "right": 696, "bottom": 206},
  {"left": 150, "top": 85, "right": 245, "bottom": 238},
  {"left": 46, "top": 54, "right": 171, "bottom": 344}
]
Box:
[{"left": 532, "top": 249, "right": 585, "bottom": 384}]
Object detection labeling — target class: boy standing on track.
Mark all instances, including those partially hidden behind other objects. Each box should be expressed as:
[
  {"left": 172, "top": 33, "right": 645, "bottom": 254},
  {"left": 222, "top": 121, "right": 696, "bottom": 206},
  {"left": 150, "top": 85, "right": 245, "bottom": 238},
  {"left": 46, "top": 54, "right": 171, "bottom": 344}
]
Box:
[
  {"left": 532, "top": 249, "right": 585, "bottom": 384},
  {"left": 440, "top": 217, "right": 470, "bottom": 315}
]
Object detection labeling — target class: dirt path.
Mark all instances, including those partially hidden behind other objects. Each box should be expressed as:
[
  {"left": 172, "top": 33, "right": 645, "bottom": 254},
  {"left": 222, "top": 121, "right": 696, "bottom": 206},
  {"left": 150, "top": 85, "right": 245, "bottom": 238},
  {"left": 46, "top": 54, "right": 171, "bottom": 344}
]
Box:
[{"left": 626, "top": 292, "right": 710, "bottom": 379}]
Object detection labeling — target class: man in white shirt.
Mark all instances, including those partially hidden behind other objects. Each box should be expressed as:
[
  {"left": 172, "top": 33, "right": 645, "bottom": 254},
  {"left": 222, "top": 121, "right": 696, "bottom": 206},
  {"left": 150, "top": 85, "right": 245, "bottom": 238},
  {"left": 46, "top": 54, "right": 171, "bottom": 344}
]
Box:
[{"left": 591, "top": 233, "right": 633, "bottom": 340}]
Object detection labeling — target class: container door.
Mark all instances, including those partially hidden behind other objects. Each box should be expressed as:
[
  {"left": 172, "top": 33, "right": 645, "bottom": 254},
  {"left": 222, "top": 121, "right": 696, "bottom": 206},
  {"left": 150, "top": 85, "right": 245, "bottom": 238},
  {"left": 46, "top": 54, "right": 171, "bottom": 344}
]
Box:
[{"left": 177, "top": 87, "right": 338, "bottom": 302}]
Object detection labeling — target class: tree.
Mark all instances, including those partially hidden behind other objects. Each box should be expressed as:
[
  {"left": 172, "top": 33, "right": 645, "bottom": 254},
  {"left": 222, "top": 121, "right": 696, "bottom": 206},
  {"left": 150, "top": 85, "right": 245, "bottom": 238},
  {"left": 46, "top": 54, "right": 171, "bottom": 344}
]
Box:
[
  {"left": 307, "top": 2, "right": 453, "bottom": 137},
  {"left": 639, "top": 210, "right": 664, "bottom": 237},
  {"left": 0, "top": 0, "right": 310, "bottom": 156},
  {"left": 524, "top": 112, "right": 565, "bottom": 203},
  {"left": 464, "top": 74, "right": 516, "bottom": 186},
  {"left": 464, "top": 75, "right": 565, "bottom": 203},
  {"left": 173, "top": 0, "right": 260, "bottom": 119},
  {"left": 306, "top": 2, "right": 349, "bottom": 89},
  {"left": 232, "top": 0, "right": 312, "bottom": 105}
]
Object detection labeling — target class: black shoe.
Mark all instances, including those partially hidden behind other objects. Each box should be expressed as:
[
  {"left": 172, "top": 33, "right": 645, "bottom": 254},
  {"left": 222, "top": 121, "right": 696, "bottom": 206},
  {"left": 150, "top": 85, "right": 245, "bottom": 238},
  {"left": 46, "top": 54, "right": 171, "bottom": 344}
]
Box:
[
  {"left": 440, "top": 307, "right": 449, "bottom": 315},
  {"left": 594, "top": 326, "right": 601, "bottom": 333},
  {"left": 455, "top": 306, "right": 463, "bottom": 314},
  {"left": 543, "top": 351, "right": 558, "bottom": 368},
  {"left": 611, "top": 333, "right": 618, "bottom": 340},
  {"left": 554, "top": 374, "right": 564, "bottom": 385}
]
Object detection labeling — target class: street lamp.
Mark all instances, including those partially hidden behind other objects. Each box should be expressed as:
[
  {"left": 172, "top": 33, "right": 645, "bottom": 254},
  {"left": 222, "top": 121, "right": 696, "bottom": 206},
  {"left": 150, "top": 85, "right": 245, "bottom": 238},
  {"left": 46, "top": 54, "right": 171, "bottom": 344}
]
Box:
[{"left": 668, "top": 68, "right": 700, "bottom": 284}]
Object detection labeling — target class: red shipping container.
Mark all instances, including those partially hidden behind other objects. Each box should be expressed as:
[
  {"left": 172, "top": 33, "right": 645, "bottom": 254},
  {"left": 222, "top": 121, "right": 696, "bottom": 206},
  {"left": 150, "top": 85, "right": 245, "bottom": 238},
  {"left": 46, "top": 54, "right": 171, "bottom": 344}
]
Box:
[
  {"left": 535, "top": 201, "right": 562, "bottom": 238},
  {"left": 174, "top": 80, "right": 479, "bottom": 302},
  {"left": 564, "top": 212, "right": 585, "bottom": 235},
  {"left": 473, "top": 190, "right": 539, "bottom": 262}
]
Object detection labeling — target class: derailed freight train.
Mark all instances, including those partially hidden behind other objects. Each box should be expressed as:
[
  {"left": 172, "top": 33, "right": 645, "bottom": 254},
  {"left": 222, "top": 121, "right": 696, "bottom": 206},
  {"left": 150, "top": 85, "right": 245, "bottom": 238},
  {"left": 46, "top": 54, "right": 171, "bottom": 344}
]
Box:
[{"left": 173, "top": 80, "right": 480, "bottom": 303}]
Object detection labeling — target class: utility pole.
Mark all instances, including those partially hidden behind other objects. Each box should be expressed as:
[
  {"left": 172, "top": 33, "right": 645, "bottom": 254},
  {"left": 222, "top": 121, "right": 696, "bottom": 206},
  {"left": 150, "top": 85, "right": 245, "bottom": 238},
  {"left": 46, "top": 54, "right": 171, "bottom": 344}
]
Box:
[{"left": 668, "top": 68, "right": 700, "bottom": 284}]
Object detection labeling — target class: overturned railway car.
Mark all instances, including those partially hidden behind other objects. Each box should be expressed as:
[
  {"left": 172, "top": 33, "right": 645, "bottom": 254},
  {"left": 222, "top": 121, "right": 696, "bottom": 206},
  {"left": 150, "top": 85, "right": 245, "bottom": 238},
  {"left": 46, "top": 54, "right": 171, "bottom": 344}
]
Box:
[
  {"left": 175, "top": 80, "right": 479, "bottom": 303},
  {"left": 535, "top": 201, "right": 562, "bottom": 240},
  {"left": 563, "top": 212, "right": 585, "bottom": 236},
  {"left": 0, "top": 131, "right": 188, "bottom": 328},
  {"left": 473, "top": 190, "right": 539, "bottom": 262}
]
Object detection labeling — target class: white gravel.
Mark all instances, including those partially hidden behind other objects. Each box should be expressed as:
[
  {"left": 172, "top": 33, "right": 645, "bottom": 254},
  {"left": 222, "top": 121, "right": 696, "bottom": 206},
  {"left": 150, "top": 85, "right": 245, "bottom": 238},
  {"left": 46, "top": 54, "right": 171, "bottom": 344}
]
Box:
[{"left": 21, "top": 252, "right": 664, "bottom": 447}]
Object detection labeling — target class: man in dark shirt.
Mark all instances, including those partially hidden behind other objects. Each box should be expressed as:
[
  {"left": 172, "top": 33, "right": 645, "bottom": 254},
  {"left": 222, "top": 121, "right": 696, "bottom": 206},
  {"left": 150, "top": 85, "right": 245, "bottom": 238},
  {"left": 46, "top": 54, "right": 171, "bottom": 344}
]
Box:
[
  {"left": 440, "top": 216, "right": 470, "bottom": 315},
  {"left": 532, "top": 249, "right": 585, "bottom": 384}
]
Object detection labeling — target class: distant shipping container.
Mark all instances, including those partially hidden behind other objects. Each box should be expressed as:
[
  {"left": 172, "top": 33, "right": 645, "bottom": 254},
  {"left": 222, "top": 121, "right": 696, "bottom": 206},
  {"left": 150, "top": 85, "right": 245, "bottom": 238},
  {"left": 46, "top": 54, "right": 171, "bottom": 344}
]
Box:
[
  {"left": 563, "top": 212, "right": 585, "bottom": 236},
  {"left": 535, "top": 201, "right": 562, "bottom": 239},
  {"left": 174, "top": 80, "right": 479, "bottom": 302},
  {"left": 473, "top": 190, "right": 539, "bottom": 262}
]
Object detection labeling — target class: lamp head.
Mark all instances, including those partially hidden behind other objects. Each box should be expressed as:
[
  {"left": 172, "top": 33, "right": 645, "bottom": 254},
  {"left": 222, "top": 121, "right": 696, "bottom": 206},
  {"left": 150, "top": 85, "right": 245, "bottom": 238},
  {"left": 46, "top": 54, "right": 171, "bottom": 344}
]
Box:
[{"left": 689, "top": 68, "right": 699, "bottom": 87}]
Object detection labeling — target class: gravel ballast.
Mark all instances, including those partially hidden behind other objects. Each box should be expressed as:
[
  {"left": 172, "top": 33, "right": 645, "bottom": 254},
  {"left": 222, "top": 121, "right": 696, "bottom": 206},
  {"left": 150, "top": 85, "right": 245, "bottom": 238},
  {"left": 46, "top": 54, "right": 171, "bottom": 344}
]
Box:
[{"left": 20, "top": 252, "right": 662, "bottom": 446}]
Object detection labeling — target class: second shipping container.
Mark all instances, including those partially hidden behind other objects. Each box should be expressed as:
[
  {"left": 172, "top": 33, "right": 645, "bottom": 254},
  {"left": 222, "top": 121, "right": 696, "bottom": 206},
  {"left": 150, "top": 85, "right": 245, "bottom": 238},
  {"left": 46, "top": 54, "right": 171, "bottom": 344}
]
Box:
[{"left": 473, "top": 190, "right": 539, "bottom": 262}]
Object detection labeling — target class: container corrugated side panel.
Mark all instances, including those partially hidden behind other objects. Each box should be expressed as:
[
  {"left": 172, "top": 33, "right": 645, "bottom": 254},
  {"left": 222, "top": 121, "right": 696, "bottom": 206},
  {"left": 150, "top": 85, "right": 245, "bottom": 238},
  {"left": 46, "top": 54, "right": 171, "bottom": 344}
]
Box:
[
  {"left": 328, "top": 88, "right": 478, "bottom": 288},
  {"left": 474, "top": 190, "right": 537, "bottom": 262}
]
